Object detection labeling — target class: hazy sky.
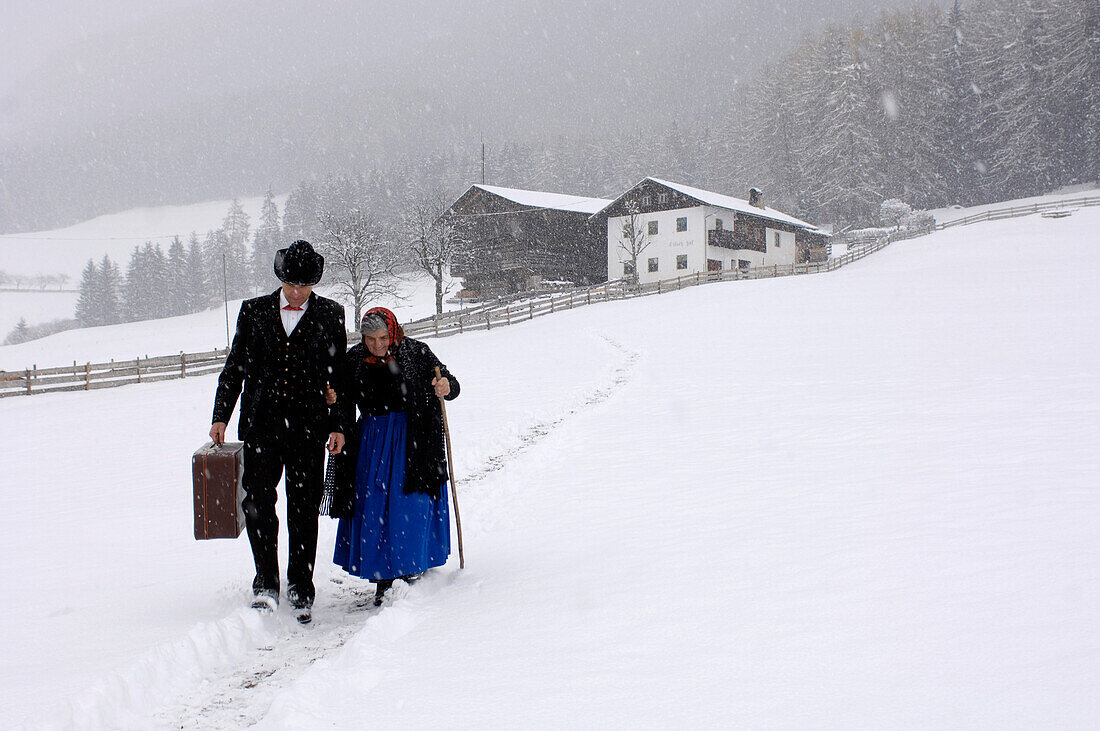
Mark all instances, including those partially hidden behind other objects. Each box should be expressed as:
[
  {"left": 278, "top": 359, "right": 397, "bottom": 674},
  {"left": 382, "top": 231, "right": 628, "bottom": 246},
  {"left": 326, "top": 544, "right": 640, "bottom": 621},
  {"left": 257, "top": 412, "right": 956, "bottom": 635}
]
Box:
[
  {"left": 3, "top": 0, "right": 936, "bottom": 139},
  {"left": 0, "top": 0, "right": 210, "bottom": 96}
]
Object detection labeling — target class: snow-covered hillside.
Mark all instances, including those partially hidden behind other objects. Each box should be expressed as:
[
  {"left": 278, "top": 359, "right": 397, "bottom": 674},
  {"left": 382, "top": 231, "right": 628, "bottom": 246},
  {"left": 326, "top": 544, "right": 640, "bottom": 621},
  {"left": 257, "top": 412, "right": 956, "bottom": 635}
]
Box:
[
  {"left": 2, "top": 207, "right": 1098, "bottom": 728},
  {"left": 0, "top": 196, "right": 287, "bottom": 338},
  {"left": 0, "top": 194, "right": 464, "bottom": 360},
  {"left": 0, "top": 196, "right": 289, "bottom": 280}
]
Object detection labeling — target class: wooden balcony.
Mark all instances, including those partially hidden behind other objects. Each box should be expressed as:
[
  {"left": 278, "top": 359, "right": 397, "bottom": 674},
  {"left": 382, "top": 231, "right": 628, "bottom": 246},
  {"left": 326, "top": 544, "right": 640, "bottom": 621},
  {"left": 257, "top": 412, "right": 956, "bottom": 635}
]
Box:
[{"left": 707, "top": 228, "right": 765, "bottom": 253}]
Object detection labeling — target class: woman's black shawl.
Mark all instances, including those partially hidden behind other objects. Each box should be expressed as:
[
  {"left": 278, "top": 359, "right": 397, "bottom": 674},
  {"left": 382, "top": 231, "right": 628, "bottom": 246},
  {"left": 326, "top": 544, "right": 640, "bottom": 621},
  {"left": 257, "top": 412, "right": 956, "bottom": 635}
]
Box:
[{"left": 328, "top": 337, "right": 459, "bottom": 519}]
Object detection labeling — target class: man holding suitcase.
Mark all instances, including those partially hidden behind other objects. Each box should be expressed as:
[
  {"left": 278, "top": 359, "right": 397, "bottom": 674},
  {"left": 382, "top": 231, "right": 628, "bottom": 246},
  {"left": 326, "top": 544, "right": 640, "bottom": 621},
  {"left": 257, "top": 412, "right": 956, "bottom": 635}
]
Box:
[{"left": 209, "top": 239, "right": 347, "bottom": 624}]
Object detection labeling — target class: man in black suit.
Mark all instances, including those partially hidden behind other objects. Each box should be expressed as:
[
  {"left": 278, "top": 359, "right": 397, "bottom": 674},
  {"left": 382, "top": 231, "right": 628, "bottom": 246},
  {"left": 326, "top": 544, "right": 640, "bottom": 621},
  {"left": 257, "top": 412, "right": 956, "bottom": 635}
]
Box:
[{"left": 209, "top": 240, "right": 347, "bottom": 624}]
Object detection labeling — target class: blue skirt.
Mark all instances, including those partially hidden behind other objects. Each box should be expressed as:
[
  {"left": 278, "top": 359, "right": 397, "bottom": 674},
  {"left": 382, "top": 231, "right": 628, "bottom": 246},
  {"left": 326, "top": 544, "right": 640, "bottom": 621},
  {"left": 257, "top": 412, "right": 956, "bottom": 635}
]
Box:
[{"left": 333, "top": 411, "right": 450, "bottom": 581}]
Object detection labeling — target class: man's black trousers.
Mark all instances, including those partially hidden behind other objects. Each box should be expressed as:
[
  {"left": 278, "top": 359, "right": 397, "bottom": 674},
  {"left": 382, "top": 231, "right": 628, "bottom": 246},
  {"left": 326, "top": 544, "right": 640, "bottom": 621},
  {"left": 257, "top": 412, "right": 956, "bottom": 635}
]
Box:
[{"left": 242, "top": 428, "right": 325, "bottom": 606}]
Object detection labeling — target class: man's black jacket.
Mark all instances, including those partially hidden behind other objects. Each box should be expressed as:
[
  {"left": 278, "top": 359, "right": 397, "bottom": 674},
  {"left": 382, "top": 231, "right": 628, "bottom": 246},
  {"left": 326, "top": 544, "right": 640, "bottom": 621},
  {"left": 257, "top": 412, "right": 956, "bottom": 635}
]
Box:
[{"left": 212, "top": 289, "right": 346, "bottom": 443}]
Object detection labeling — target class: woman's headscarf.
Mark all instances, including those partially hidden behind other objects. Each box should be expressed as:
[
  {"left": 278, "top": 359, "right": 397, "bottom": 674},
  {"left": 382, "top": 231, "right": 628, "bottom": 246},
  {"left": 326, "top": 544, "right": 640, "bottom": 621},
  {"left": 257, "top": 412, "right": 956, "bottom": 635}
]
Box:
[{"left": 360, "top": 306, "right": 404, "bottom": 365}]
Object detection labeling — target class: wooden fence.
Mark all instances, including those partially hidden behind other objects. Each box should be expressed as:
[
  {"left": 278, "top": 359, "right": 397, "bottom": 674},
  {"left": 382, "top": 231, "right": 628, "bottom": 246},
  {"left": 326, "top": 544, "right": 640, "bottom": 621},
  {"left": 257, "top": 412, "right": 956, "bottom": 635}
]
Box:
[
  {"left": 0, "top": 349, "right": 227, "bottom": 398},
  {"left": 936, "top": 194, "right": 1100, "bottom": 229},
  {"left": 4, "top": 191, "right": 1096, "bottom": 398},
  {"left": 403, "top": 260, "right": 837, "bottom": 340}
]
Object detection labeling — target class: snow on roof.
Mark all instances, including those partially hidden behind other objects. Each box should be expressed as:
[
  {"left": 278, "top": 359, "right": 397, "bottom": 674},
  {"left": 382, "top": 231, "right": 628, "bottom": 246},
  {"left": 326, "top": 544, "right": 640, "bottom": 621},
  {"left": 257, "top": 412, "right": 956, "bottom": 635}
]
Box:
[
  {"left": 471, "top": 184, "right": 613, "bottom": 215},
  {"left": 647, "top": 178, "right": 825, "bottom": 231},
  {"left": 602, "top": 177, "right": 826, "bottom": 233}
]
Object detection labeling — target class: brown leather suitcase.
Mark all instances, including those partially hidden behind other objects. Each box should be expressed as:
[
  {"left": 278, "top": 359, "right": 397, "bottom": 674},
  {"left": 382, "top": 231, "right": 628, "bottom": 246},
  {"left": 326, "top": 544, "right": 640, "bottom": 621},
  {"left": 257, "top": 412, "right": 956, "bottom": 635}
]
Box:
[{"left": 193, "top": 441, "right": 246, "bottom": 540}]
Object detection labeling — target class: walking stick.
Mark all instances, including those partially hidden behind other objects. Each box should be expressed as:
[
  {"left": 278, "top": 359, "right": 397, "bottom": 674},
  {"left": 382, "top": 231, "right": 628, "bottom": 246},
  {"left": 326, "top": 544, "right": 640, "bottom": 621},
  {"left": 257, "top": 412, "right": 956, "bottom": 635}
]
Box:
[{"left": 435, "top": 366, "right": 465, "bottom": 569}]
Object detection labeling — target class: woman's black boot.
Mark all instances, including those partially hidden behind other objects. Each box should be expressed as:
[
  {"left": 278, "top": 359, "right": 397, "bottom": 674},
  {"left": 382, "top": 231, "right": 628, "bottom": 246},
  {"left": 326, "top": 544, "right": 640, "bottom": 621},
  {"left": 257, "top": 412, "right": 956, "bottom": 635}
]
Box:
[{"left": 373, "top": 579, "right": 393, "bottom": 607}]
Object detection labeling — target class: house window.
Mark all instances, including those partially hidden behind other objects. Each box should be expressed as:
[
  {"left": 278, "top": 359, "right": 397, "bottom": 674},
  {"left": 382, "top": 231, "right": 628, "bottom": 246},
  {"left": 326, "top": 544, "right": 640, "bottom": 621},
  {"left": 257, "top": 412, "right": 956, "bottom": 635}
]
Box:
[
  {"left": 707, "top": 258, "right": 722, "bottom": 271},
  {"left": 738, "top": 259, "right": 750, "bottom": 270},
  {"left": 773, "top": 231, "right": 781, "bottom": 248},
  {"left": 623, "top": 261, "right": 635, "bottom": 276},
  {"left": 676, "top": 217, "right": 687, "bottom": 232},
  {"left": 648, "top": 220, "right": 659, "bottom": 235},
  {"left": 642, "top": 195, "right": 652, "bottom": 206},
  {"left": 676, "top": 255, "right": 688, "bottom": 270},
  {"left": 648, "top": 257, "right": 659, "bottom": 273},
  {"left": 715, "top": 218, "right": 723, "bottom": 230},
  {"left": 659, "top": 193, "right": 669, "bottom": 203}
]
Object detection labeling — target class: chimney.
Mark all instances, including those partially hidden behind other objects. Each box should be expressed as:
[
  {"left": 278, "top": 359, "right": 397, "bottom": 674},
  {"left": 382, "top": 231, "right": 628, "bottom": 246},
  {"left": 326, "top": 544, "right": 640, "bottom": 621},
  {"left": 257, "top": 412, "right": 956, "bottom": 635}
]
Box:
[{"left": 748, "top": 188, "right": 764, "bottom": 209}]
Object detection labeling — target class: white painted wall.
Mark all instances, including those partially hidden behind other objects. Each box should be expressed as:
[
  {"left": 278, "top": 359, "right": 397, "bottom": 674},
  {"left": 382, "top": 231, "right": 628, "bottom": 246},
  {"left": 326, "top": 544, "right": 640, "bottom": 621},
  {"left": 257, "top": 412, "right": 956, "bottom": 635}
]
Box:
[
  {"left": 764, "top": 226, "right": 797, "bottom": 266},
  {"left": 607, "top": 207, "right": 800, "bottom": 282},
  {"left": 607, "top": 206, "right": 707, "bottom": 284}
]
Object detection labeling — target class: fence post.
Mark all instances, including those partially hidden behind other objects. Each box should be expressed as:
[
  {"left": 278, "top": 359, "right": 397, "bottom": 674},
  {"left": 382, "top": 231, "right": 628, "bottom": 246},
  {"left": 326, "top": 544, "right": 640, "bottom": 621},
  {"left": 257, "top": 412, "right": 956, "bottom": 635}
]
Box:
[
  {"left": 459, "top": 316, "right": 464, "bottom": 334},
  {"left": 529, "top": 302, "right": 534, "bottom": 320},
  {"left": 506, "top": 306, "right": 511, "bottom": 325},
  {"left": 181, "top": 351, "right": 187, "bottom": 378},
  {"left": 136, "top": 356, "right": 142, "bottom": 383},
  {"left": 551, "top": 298, "right": 555, "bottom": 313},
  {"left": 84, "top": 363, "right": 90, "bottom": 391},
  {"left": 658, "top": 279, "right": 662, "bottom": 294},
  {"left": 587, "top": 290, "right": 591, "bottom": 305},
  {"left": 434, "top": 315, "right": 439, "bottom": 337},
  {"left": 25, "top": 368, "right": 32, "bottom": 395}
]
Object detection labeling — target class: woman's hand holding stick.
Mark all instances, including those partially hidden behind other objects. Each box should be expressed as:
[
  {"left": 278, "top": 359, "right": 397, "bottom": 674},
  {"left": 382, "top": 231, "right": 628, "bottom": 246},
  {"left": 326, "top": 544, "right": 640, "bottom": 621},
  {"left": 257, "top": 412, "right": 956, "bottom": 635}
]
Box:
[{"left": 434, "top": 366, "right": 465, "bottom": 569}]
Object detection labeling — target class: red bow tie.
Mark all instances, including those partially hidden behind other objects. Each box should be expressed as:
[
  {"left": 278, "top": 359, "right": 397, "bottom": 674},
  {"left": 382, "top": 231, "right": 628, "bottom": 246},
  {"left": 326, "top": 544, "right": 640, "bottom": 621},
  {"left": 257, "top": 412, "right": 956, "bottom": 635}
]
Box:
[{"left": 283, "top": 305, "right": 303, "bottom": 311}]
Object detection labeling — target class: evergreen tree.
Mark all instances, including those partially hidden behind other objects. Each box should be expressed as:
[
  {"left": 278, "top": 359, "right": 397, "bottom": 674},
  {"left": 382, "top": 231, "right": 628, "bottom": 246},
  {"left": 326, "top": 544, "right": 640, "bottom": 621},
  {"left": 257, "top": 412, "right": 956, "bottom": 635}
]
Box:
[
  {"left": 4, "top": 318, "right": 30, "bottom": 345},
  {"left": 166, "top": 235, "right": 188, "bottom": 316},
  {"left": 1046, "top": 0, "right": 1100, "bottom": 186},
  {"left": 221, "top": 199, "right": 252, "bottom": 298},
  {"left": 122, "top": 245, "right": 147, "bottom": 322},
  {"left": 202, "top": 229, "right": 228, "bottom": 308},
  {"left": 185, "top": 232, "right": 211, "bottom": 313},
  {"left": 251, "top": 188, "right": 282, "bottom": 291},
  {"left": 931, "top": 0, "right": 985, "bottom": 205},
  {"left": 802, "top": 26, "right": 886, "bottom": 223},
  {"left": 99, "top": 254, "right": 123, "bottom": 325},
  {"left": 75, "top": 258, "right": 101, "bottom": 327},
  {"left": 145, "top": 242, "right": 170, "bottom": 319},
  {"left": 283, "top": 181, "right": 322, "bottom": 243}
]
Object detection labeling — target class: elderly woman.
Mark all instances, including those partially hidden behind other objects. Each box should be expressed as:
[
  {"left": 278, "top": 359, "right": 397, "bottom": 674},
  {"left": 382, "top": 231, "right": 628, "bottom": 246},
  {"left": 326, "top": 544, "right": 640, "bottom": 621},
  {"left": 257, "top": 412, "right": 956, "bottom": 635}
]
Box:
[{"left": 328, "top": 307, "right": 460, "bottom": 606}]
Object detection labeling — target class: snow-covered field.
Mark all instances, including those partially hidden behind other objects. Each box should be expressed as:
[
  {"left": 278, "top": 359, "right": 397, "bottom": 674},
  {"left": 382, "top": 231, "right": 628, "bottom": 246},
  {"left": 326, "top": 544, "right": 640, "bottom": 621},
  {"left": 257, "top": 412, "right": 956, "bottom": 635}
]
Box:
[
  {"left": 2, "top": 207, "right": 1098, "bottom": 728},
  {"left": 0, "top": 196, "right": 289, "bottom": 280},
  {"left": 0, "top": 290, "right": 80, "bottom": 341},
  {"left": 928, "top": 185, "right": 1098, "bottom": 225}
]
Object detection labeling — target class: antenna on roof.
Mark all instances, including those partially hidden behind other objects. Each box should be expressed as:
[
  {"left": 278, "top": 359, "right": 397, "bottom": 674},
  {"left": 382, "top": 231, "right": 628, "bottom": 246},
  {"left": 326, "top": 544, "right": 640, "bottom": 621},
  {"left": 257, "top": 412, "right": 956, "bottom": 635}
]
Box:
[{"left": 480, "top": 134, "right": 487, "bottom": 185}]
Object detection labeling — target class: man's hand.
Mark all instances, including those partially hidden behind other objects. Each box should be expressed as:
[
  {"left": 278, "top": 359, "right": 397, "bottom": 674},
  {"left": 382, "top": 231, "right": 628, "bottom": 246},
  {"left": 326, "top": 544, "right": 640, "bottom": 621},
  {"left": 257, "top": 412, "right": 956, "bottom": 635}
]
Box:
[
  {"left": 327, "top": 432, "right": 345, "bottom": 454},
  {"left": 210, "top": 422, "right": 227, "bottom": 445},
  {"left": 431, "top": 376, "right": 450, "bottom": 398},
  {"left": 324, "top": 384, "right": 337, "bottom": 406}
]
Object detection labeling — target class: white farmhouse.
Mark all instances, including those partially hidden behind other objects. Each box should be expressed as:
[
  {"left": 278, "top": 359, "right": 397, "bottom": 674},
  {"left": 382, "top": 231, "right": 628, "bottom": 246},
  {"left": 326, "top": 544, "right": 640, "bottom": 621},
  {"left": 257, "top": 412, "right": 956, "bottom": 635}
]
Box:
[{"left": 595, "top": 177, "right": 829, "bottom": 284}]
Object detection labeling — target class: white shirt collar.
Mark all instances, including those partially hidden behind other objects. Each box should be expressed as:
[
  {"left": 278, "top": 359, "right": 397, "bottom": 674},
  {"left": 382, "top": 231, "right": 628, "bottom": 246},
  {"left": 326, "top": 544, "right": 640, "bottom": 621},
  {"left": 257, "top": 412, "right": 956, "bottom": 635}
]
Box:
[{"left": 279, "top": 289, "right": 310, "bottom": 312}]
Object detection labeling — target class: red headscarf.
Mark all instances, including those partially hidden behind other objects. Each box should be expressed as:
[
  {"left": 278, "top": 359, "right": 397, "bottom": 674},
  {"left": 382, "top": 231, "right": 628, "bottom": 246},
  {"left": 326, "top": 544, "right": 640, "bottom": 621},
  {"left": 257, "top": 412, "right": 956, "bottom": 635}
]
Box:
[{"left": 361, "top": 306, "right": 404, "bottom": 364}]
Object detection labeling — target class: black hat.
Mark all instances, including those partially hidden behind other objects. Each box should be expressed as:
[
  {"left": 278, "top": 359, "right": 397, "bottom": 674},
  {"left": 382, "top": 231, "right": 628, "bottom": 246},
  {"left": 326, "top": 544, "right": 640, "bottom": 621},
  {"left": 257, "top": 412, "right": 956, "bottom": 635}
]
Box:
[{"left": 274, "top": 240, "right": 324, "bottom": 286}]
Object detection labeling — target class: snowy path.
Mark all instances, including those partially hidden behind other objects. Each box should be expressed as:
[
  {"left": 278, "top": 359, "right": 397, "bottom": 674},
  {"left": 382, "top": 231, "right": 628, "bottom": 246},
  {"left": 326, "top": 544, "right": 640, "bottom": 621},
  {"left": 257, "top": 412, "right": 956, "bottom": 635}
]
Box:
[
  {"left": 153, "top": 337, "right": 640, "bottom": 729},
  {"left": 3, "top": 208, "right": 1100, "bottom": 728}
]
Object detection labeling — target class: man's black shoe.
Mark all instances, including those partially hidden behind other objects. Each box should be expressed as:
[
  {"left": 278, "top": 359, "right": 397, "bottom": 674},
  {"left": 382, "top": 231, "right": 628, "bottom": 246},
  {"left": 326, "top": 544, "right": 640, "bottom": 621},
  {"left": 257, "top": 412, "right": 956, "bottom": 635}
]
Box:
[{"left": 251, "top": 589, "right": 279, "bottom": 613}]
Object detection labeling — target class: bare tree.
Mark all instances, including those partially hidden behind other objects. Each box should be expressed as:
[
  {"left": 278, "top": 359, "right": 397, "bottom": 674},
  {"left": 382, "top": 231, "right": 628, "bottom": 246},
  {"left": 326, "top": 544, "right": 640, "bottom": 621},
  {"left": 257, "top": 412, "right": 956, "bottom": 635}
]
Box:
[
  {"left": 617, "top": 201, "right": 650, "bottom": 286},
  {"left": 316, "top": 204, "right": 404, "bottom": 328},
  {"left": 403, "top": 192, "right": 466, "bottom": 316}
]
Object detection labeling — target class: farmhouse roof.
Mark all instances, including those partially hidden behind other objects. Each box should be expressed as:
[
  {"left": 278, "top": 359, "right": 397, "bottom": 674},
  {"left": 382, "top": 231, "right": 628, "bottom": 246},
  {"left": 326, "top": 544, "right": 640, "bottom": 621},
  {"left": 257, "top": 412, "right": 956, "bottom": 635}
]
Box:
[
  {"left": 595, "top": 177, "right": 828, "bottom": 234},
  {"left": 463, "top": 184, "right": 614, "bottom": 215}
]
